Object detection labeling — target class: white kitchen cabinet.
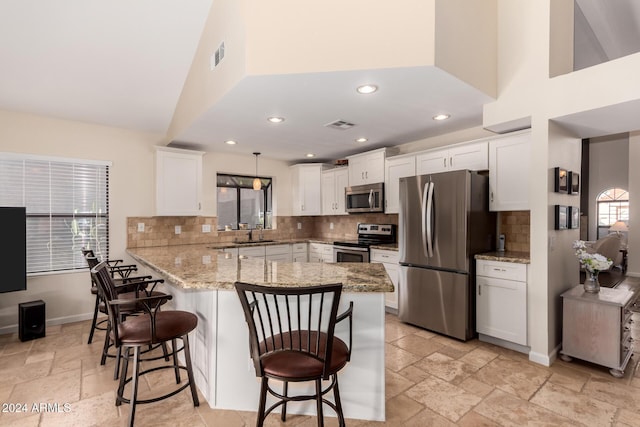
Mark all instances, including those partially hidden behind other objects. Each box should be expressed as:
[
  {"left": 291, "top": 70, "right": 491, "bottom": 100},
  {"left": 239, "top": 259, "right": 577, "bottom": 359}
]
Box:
[
  {"left": 476, "top": 259, "right": 527, "bottom": 346},
  {"left": 309, "top": 243, "right": 333, "bottom": 263},
  {"left": 384, "top": 154, "right": 416, "bottom": 214},
  {"left": 489, "top": 131, "right": 531, "bottom": 211},
  {"left": 155, "top": 147, "right": 204, "bottom": 216},
  {"left": 347, "top": 148, "right": 386, "bottom": 185},
  {"left": 265, "top": 244, "right": 292, "bottom": 262},
  {"left": 321, "top": 167, "right": 349, "bottom": 215},
  {"left": 291, "top": 164, "right": 323, "bottom": 216},
  {"left": 292, "top": 242, "right": 308, "bottom": 262},
  {"left": 238, "top": 246, "right": 266, "bottom": 259},
  {"left": 370, "top": 249, "right": 400, "bottom": 310},
  {"left": 415, "top": 140, "right": 488, "bottom": 175}
]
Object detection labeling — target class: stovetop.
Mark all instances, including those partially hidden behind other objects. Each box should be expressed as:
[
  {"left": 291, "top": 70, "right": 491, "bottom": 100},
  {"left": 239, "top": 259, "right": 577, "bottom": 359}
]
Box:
[{"left": 333, "top": 223, "right": 396, "bottom": 248}]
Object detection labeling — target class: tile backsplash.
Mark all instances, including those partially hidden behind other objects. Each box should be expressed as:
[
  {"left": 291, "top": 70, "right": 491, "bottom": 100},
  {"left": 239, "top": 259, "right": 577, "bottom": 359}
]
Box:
[
  {"left": 127, "top": 212, "right": 529, "bottom": 252},
  {"left": 127, "top": 214, "right": 398, "bottom": 248},
  {"left": 499, "top": 211, "right": 530, "bottom": 253}
]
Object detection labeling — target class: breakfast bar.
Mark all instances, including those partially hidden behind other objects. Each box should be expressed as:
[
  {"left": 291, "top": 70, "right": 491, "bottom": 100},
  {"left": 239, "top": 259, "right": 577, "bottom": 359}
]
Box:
[{"left": 127, "top": 244, "right": 392, "bottom": 422}]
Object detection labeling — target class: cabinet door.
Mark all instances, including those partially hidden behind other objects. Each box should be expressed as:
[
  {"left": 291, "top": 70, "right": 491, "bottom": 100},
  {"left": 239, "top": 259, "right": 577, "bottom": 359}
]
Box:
[
  {"left": 385, "top": 156, "right": 416, "bottom": 214},
  {"left": 156, "top": 148, "right": 203, "bottom": 216},
  {"left": 449, "top": 141, "right": 488, "bottom": 171},
  {"left": 333, "top": 168, "right": 349, "bottom": 215},
  {"left": 416, "top": 148, "right": 448, "bottom": 175},
  {"left": 476, "top": 276, "right": 527, "bottom": 345},
  {"left": 321, "top": 171, "right": 335, "bottom": 215},
  {"left": 348, "top": 150, "right": 385, "bottom": 185},
  {"left": 291, "top": 164, "right": 322, "bottom": 216},
  {"left": 384, "top": 263, "right": 399, "bottom": 310},
  {"left": 489, "top": 132, "right": 530, "bottom": 211},
  {"left": 348, "top": 155, "right": 369, "bottom": 186},
  {"left": 238, "top": 246, "right": 266, "bottom": 259}
]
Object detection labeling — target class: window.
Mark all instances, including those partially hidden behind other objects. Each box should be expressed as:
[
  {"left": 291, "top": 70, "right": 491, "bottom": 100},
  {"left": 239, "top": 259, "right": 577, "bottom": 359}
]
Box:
[
  {"left": 0, "top": 153, "right": 110, "bottom": 274},
  {"left": 217, "top": 174, "right": 272, "bottom": 230},
  {"left": 596, "top": 188, "right": 628, "bottom": 239}
]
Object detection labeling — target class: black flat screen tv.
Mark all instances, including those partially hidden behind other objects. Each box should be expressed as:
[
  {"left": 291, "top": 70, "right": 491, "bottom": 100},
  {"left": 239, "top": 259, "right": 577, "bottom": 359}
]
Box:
[{"left": 0, "top": 207, "right": 27, "bottom": 293}]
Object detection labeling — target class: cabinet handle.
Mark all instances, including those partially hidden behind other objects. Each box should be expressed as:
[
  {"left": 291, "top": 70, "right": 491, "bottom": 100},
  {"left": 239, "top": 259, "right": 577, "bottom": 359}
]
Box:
[
  {"left": 198, "top": 202, "right": 201, "bottom": 210},
  {"left": 450, "top": 157, "right": 453, "bottom": 167},
  {"left": 443, "top": 158, "right": 446, "bottom": 168},
  {"left": 478, "top": 285, "right": 482, "bottom": 296},
  {"left": 362, "top": 172, "right": 365, "bottom": 179},
  {"left": 490, "top": 192, "right": 494, "bottom": 203},
  {"left": 365, "top": 171, "right": 368, "bottom": 179}
]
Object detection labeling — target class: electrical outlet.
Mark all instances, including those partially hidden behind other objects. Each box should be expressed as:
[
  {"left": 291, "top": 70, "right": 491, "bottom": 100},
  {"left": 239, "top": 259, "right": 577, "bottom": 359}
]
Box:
[
  {"left": 202, "top": 255, "right": 211, "bottom": 264},
  {"left": 330, "top": 222, "right": 334, "bottom": 230},
  {"left": 297, "top": 222, "right": 302, "bottom": 230},
  {"left": 137, "top": 223, "right": 145, "bottom": 232},
  {"left": 174, "top": 257, "right": 182, "bottom": 265},
  {"left": 202, "top": 224, "right": 211, "bottom": 233},
  {"left": 175, "top": 225, "right": 181, "bottom": 235}
]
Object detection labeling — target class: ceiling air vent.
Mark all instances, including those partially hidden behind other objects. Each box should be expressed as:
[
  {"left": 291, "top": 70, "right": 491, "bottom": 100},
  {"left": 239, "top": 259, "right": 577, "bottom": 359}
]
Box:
[{"left": 325, "top": 120, "right": 356, "bottom": 130}]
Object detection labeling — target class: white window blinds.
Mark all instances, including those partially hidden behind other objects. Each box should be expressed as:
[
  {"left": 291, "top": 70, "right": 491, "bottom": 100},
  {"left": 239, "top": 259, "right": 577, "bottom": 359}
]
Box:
[{"left": 0, "top": 154, "right": 110, "bottom": 273}]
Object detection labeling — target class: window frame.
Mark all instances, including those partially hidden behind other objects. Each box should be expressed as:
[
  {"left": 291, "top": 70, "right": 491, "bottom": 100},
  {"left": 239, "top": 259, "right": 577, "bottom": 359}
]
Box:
[
  {"left": 216, "top": 173, "right": 272, "bottom": 230},
  {"left": 0, "top": 152, "right": 111, "bottom": 275},
  {"left": 596, "top": 187, "right": 629, "bottom": 239}
]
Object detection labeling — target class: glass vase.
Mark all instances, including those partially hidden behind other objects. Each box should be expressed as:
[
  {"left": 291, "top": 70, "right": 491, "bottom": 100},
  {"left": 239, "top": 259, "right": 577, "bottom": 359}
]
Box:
[{"left": 584, "top": 271, "right": 600, "bottom": 293}]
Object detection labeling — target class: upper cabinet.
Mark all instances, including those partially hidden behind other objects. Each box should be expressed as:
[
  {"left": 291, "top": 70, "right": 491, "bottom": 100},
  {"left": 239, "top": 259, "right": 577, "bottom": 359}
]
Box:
[
  {"left": 321, "top": 167, "right": 349, "bottom": 215},
  {"left": 155, "top": 147, "right": 204, "bottom": 216},
  {"left": 489, "top": 131, "right": 531, "bottom": 211},
  {"left": 291, "top": 164, "right": 323, "bottom": 216},
  {"left": 384, "top": 154, "right": 416, "bottom": 214},
  {"left": 347, "top": 148, "right": 387, "bottom": 186},
  {"left": 416, "top": 140, "right": 488, "bottom": 175}
]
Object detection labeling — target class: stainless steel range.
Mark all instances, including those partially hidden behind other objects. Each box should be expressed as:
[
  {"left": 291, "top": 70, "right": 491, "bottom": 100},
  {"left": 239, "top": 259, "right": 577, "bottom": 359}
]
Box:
[{"left": 333, "top": 223, "right": 396, "bottom": 263}]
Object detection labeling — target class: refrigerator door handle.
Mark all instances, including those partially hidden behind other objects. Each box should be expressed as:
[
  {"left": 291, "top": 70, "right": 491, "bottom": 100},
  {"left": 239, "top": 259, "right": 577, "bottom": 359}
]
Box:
[
  {"left": 421, "top": 181, "right": 434, "bottom": 258},
  {"left": 426, "top": 181, "right": 434, "bottom": 257}
]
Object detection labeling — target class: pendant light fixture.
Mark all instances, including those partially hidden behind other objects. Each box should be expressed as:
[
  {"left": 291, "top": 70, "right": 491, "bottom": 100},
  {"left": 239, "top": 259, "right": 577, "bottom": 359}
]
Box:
[{"left": 252, "top": 152, "right": 262, "bottom": 190}]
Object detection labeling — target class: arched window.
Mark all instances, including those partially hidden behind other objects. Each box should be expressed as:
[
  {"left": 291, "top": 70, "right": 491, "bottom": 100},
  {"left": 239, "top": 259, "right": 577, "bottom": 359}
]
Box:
[{"left": 596, "top": 188, "right": 628, "bottom": 238}]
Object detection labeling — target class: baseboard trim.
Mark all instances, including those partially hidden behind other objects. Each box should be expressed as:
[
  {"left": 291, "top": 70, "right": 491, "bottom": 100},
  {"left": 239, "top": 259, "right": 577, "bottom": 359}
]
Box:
[
  {"left": 528, "top": 343, "right": 560, "bottom": 367},
  {"left": 0, "top": 312, "right": 95, "bottom": 336}
]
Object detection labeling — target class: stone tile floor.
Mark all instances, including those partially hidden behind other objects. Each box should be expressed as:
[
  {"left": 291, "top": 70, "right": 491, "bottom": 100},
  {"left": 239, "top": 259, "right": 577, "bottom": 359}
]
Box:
[{"left": 0, "top": 308, "right": 639, "bottom": 426}]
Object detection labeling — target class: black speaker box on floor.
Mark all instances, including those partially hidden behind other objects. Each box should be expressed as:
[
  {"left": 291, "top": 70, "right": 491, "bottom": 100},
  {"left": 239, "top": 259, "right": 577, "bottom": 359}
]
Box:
[{"left": 19, "top": 300, "right": 46, "bottom": 342}]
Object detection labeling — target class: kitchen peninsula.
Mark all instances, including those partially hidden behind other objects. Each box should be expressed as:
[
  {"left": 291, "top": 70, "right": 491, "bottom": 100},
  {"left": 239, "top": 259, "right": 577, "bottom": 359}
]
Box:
[{"left": 127, "top": 243, "right": 392, "bottom": 422}]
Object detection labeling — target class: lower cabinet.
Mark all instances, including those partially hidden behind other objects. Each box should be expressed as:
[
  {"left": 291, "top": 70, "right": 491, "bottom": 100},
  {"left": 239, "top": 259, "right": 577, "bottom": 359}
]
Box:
[
  {"left": 292, "top": 243, "right": 308, "bottom": 262},
  {"left": 265, "top": 244, "right": 292, "bottom": 262},
  {"left": 309, "top": 243, "right": 333, "bottom": 263},
  {"left": 476, "top": 259, "right": 527, "bottom": 346},
  {"left": 370, "top": 249, "right": 400, "bottom": 310}
]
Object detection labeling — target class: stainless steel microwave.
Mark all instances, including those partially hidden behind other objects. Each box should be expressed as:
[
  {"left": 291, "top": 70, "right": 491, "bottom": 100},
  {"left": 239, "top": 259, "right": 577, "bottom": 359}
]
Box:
[{"left": 345, "top": 183, "right": 384, "bottom": 214}]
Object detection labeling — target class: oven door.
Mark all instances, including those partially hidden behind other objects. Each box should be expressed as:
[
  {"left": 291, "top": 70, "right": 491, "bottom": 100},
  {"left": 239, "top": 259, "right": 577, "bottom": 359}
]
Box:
[{"left": 333, "top": 245, "right": 370, "bottom": 263}]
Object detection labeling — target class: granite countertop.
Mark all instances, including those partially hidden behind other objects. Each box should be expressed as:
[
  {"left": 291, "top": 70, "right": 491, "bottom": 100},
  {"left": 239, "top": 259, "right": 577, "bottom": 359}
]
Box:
[
  {"left": 127, "top": 244, "right": 393, "bottom": 293},
  {"left": 370, "top": 243, "right": 399, "bottom": 251},
  {"left": 475, "top": 251, "right": 530, "bottom": 264}
]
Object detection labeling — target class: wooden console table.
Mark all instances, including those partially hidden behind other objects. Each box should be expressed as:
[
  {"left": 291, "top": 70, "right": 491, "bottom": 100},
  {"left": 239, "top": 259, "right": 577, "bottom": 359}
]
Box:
[{"left": 560, "top": 285, "right": 635, "bottom": 377}]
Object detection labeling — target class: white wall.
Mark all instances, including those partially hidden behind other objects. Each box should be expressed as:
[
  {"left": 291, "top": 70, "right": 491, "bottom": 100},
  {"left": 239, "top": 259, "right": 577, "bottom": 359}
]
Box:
[
  {"left": 0, "top": 110, "right": 161, "bottom": 332},
  {"left": 587, "top": 134, "right": 629, "bottom": 239}
]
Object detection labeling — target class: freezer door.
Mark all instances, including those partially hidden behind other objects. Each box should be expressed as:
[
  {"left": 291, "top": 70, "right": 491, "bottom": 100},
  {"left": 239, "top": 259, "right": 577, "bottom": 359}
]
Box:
[
  {"left": 399, "top": 171, "right": 470, "bottom": 272},
  {"left": 398, "top": 265, "right": 473, "bottom": 341}
]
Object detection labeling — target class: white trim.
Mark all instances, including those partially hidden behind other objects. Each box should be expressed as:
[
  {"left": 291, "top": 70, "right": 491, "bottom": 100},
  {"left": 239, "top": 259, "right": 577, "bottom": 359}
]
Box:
[
  {"left": 0, "top": 151, "right": 112, "bottom": 167},
  {"left": 528, "top": 343, "right": 560, "bottom": 367},
  {"left": 0, "top": 312, "right": 95, "bottom": 336}
]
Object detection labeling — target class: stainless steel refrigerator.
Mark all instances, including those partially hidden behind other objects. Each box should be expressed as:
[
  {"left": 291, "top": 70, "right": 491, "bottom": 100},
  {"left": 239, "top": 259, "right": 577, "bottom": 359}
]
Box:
[{"left": 398, "top": 170, "right": 496, "bottom": 341}]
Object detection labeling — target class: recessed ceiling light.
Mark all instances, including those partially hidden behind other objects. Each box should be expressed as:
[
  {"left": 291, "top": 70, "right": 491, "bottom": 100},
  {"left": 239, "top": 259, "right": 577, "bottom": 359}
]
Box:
[
  {"left": 433, "top": 114, "right": 451, "bottom": 121},
  {"left": 267, "top": 117, "right": 285, "bottom": 123},
  {"left": 224, "top": 140, "right": 237, "bottom": 145},
  {"left": 356, "top": 84, "right": 378, "bottom": 94},
  {"left": 306, "top": 153, "right": 315, "bottom": 158},
  {"left": 355, "top": 137, "right": 368, "bottom": 143}
]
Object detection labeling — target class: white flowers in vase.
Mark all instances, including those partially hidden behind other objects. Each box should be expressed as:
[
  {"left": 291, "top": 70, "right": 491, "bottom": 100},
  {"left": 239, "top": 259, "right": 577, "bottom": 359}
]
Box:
[{"left": 573, "top": 240, "right": 613, "bottom": 273}]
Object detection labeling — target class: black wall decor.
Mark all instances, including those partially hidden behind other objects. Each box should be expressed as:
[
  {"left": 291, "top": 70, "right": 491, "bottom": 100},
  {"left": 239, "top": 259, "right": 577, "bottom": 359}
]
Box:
[
  {"left": 555, "top": 205, "right": 568, "bottom": 230},
  {"left": 569, "top": 171, "right": 580, "bottom": 195},
  {"left": 554, "top": 167, "right": 568, "bottom": 193}
]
